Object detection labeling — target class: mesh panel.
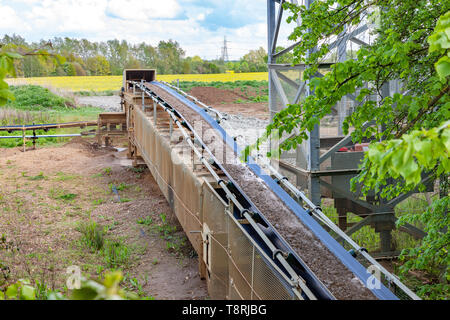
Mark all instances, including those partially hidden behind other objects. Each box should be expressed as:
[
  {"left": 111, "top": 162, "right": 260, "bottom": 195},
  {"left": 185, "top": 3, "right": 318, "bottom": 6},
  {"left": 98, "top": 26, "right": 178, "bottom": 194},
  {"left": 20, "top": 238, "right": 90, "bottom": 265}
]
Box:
[
  {"left": 252, "top": 251, "right": 296, "bottom": 300},
  {"left": 207, "top": 272, "right": 228, "bottom": 300},
  {"left": 228, "top": 282, "right": 244, "bottom": 300},
  {"left": 201, "top": 193, "right": 301, "bottom": 300},
  {"left": 209, "top": 234, "right": 229, "bottom": 299},
  {"left": 228, "top": 220, "right": 253, "bottom": 299},
  {"left": 203, "top": 186, "right": 227, "bottom": 234},
  {"left": 229, "top": 222, "right": 253, "bottom": 281},
  {"left": 202, "top": 184, "right": 229, "bottom": 299},
  {"left": 228, "top": 263, "right": 250, "bottom": 299}
]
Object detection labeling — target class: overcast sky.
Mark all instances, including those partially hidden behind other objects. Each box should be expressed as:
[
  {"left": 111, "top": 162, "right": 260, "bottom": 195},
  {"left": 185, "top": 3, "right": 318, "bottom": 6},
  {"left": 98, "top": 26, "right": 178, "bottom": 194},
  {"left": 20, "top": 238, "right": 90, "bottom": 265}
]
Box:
[{"left": 0, "top": 0, "right": 295, "bottom": 60}]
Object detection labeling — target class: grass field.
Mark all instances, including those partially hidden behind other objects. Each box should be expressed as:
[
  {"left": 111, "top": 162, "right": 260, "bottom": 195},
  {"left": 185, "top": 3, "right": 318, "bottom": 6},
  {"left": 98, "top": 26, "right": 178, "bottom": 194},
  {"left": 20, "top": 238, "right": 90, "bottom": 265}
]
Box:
[{"left": 6, "top": 73, "right": 269, "bottom": 92}]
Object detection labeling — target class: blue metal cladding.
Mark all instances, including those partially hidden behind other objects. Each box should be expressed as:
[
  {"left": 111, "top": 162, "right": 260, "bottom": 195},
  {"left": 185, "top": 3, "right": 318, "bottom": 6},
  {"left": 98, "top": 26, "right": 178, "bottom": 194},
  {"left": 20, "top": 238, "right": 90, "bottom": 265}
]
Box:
[{"left": 152, "top": 81, "right": 398, "bottom": 300}]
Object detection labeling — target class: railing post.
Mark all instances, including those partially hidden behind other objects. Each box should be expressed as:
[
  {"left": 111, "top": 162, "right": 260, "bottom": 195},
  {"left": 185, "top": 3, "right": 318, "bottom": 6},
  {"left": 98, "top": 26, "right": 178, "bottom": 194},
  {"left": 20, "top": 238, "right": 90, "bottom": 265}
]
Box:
[
  {"left": 169, "top": 117, "right": 173, "bottom": 141},
  {"left": 22, "top": 127, "right": 26, "bottom": 152},
  {"left": 141, "top": 80, "right": 145, "bottom": 111},
  {"left": 153, "top": 100, "right": 157, "bottom": 125}
]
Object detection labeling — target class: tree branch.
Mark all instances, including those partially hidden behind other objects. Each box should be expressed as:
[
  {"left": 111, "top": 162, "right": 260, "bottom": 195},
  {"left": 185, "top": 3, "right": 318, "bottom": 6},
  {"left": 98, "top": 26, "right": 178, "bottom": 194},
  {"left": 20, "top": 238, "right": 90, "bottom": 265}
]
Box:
[{"left": 395, "top": 85, "right": 450, "bottom": 138}]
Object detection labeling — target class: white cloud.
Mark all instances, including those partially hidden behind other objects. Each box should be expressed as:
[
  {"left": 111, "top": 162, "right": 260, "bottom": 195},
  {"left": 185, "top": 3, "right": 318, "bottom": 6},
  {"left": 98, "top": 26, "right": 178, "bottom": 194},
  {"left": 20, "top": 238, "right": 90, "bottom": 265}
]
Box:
[
  {"left": 106, "top": 0, "right": 181, "bottom": 20},
  {"left": 1, "top": 0, "right": 297, "bottom": 59},
  {"left": 0, "top": 3, "right": 30, "bottom": 32},
  {"left": 25, "top": 0, "right": 108, "bottom": 33}
]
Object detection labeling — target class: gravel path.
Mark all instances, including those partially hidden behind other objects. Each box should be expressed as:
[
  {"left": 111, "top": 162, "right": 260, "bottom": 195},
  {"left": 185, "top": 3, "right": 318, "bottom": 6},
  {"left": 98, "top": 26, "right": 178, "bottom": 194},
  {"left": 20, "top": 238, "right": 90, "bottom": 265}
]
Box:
[{"left": 76, "top": 95, "right": 122, "bottom": 112}]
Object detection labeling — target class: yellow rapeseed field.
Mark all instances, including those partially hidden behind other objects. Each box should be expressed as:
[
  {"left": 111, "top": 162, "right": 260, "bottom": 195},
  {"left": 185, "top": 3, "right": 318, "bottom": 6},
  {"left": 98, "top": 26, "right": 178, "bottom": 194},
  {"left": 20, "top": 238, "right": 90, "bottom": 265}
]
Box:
[{"left": 6, "top": 72, "right": 268, "bottom": 92}]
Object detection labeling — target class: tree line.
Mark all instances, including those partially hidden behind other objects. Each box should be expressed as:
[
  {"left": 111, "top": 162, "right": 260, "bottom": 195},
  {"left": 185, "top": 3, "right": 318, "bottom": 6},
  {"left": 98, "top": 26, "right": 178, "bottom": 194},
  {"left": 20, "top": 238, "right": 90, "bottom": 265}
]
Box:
[{"left": 0, "top": 34, "right": 284, "bottom": 77}]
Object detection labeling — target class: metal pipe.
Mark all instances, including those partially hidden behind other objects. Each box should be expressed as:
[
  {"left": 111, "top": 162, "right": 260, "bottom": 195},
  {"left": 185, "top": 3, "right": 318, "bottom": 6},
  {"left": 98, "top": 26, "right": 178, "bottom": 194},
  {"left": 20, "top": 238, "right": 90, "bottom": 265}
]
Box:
[
  {"left": 141, "top": 79, "right": 146, "bottom": 111},
  {"left": 153, "top": 100, "right": 157, "bottom": 124},
  {"left": 0, "top": 134, "right": 85, "bottom": 139},
  {"left": 0, "top": 121, "right": 98, "bottom": 132}
]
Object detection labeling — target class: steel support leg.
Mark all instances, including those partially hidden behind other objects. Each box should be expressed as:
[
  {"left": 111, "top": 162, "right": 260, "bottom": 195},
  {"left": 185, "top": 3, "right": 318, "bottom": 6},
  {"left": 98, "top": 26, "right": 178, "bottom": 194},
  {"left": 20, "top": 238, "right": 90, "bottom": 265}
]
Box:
[{"left": 308, "top": 126, "right": 321, "bottom": 206}]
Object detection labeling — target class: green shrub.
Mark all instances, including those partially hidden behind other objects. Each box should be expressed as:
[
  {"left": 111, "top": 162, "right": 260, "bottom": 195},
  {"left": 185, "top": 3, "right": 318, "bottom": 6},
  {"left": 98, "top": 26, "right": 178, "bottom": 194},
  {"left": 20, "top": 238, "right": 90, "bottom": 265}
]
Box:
[
  {"left": 137, "top": 216, "right": 153, "bottom": 226},
  {"left": 77, "top": 220, "right": 105, "bottom": 251},
  {"left": 102, "top": 240, "right": 130, "bottom": 268},
  {"left": 6, "top": 85, "right": 75, "bottom": 111}
]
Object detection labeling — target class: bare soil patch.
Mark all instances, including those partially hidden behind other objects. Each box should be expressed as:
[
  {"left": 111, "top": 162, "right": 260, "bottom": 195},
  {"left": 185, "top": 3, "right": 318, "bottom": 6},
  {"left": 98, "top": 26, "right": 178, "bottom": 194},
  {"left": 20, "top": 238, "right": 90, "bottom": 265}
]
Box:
[
  {"left": 0, "top": 137, "right": 207, "bottom": 299},
  {"left": 188, "top": 86, "right": 268, "bottom": 120},
  {"left": 212, "top": 103, "right": 269, "bottom": 120}
]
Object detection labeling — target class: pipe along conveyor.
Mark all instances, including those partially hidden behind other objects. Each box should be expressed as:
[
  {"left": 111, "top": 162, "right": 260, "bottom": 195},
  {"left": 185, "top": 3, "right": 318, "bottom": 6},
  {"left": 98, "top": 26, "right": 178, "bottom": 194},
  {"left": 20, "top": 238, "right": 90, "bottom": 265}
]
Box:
[{"left": 121, "top": 69, "right": 419, "bottom": 300}]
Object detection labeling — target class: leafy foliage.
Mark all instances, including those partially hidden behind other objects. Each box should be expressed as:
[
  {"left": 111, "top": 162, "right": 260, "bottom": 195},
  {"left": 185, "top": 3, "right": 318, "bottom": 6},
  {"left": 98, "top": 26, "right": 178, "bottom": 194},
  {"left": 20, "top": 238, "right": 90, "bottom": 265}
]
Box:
[
  {"left": 0, "top": 279, "right": 36, "bottom": 300},
  {"left": 244, "top": 1, "right": 449, "bottom": 299},
  {"left": 397, "top": 196, "right": 449, "bottom": 299},
  {"left": 0, "top": 271, "right": 147, "bottom": 300},
  {"left": 1, "top": 43, "right": 64, "bottom": 107},
  {"left": 428, "top": 11, "right": 450, "bottom": 80},
  {"left": 248, "top": 1, "right": 449, "bottom": 154},
  {"left": 0, "top": 51, "right": 21, "bottom": 106},
  {"left": 70, "top": 271, "right": 141, "bottom": 300},
  {"left": 360, "top": 121, "right": 449, "bottom": 299},
  {"left": 358, "top": 121, "right": 449, "bottom": 196}
]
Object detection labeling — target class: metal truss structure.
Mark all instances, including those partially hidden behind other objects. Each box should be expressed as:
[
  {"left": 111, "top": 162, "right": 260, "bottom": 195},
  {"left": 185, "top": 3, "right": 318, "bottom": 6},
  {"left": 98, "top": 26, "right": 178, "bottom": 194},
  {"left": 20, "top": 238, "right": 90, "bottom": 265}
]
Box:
[{"left": 266, "top": 0, "right": 428, "bottom": 255}]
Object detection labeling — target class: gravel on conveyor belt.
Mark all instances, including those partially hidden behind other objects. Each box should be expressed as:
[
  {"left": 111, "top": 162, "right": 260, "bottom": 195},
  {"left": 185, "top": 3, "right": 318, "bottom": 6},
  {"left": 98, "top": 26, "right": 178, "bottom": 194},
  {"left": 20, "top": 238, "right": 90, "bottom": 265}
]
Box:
[{"left": 145, "top": 83, "right": 376, "bottom": 300}]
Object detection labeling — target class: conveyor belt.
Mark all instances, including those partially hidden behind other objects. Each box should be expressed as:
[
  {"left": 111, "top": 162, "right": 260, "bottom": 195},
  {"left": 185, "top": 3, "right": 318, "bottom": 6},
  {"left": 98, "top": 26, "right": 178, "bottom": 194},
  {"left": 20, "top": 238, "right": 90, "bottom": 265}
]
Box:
[
  {"left": 145, "top": 84, "right": 334, "bottom": 299},
  {"left": 137, "top": 80, "right": 403, "bottom": 300},
  {"left": 125, "top": 78, "right": 421, "bottom": 300}
]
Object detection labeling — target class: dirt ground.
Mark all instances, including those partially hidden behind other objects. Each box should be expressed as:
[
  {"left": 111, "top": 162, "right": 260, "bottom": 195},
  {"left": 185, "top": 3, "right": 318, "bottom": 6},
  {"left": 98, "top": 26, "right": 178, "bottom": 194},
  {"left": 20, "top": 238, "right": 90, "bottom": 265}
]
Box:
[
  {"left": 0, "top": 138, "right": 208, "bottom": 299},
  {"left": 213, "top": 102, "right": 269, "bottom": 120},
  {"left": 188, "top": 86, "right": 269, "bottom": 120}
]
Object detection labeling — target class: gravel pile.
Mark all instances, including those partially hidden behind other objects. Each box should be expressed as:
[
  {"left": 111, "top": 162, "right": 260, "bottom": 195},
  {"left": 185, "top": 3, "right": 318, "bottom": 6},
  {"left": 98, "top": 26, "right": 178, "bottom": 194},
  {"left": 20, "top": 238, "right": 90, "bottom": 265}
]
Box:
[{"left": 218, "top": 113, "right": 270, "bottom": 156}]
